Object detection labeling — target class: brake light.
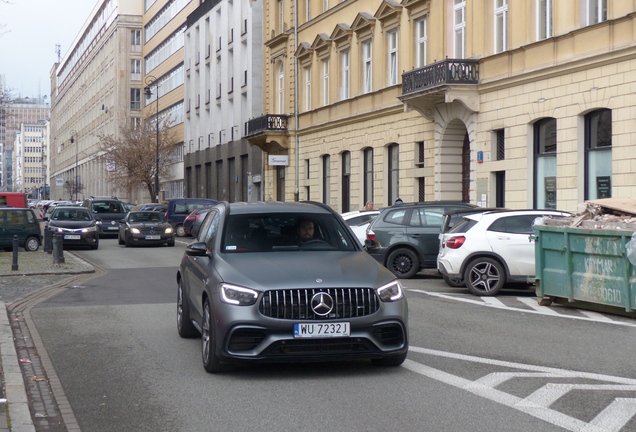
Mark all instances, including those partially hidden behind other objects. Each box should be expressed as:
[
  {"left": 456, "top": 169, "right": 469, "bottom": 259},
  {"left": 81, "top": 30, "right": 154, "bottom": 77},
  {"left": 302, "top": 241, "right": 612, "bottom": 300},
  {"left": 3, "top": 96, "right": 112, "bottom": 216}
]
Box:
[
  {"left": 445, "top": 236, "right": 466, "bottom": 249},
  {"left": 366, "top": 229, "right": 375, "bottom": 241}
]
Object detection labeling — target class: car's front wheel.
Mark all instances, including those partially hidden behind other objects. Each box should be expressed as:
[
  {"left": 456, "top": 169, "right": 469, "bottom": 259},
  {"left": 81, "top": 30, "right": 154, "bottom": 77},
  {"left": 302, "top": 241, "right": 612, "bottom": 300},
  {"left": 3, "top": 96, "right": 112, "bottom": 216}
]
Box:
[
  {"left": 202, "top": 298, "right": 233, "bottom": 373},
  {"left": 464, "top": 257, "right": 506, "bottom": 296},
  {"left": 24, "top": 236, "right": 40, "bottom": 252},
  {"left": 177, "top": 279, "right": 198, "bottom": 338},
  {"left": 387, "top": 248, "right": 420, "bottom": 279}
]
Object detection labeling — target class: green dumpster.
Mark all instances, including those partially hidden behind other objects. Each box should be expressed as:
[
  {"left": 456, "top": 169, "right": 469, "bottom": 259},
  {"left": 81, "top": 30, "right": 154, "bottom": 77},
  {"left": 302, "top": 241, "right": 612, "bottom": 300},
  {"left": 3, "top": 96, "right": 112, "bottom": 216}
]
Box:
[{"left": 534, "top": 224, "right": 636, "bottom": 313}]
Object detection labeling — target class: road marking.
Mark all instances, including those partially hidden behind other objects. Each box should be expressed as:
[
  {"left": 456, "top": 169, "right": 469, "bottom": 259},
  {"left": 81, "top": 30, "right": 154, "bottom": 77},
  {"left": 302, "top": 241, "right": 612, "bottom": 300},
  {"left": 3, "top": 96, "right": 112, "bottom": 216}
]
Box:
[
  {"left": 579, "top": 309, "right": 616, "bottom": 322},
  {"left": 408, "top": 289, "right": 636, "bottom": 328},
  {"left": 516, "top": 296, "right": 561, "bottom": 315},
  {"left": 405, "top": 347, "right": 636, "bottom": 432}
]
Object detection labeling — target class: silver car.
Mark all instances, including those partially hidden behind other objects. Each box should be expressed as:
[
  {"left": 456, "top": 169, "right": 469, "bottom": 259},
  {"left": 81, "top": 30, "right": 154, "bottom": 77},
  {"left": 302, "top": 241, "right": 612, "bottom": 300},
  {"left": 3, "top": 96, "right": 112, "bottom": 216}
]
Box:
[{"left": 176, "top": 201, "right": 409, "bottom": 373}]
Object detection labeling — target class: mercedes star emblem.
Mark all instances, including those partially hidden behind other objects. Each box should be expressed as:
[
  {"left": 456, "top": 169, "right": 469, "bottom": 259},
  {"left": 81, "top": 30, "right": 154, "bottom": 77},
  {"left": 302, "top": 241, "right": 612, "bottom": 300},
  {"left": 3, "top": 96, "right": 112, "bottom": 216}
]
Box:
[{"left": 311, "top": 292, "right": 334, "bottom": 316}]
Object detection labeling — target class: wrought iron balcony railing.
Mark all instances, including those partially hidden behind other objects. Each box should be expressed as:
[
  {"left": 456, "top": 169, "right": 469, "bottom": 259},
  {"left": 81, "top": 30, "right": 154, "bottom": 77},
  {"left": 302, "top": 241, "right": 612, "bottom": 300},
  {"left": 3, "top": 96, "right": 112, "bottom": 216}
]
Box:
[
  {"left": 245, "top": 114, "right": 288, "bottom": 137},
  {"left": 402, "top": 59, "right": 479, "bottom": 95}
]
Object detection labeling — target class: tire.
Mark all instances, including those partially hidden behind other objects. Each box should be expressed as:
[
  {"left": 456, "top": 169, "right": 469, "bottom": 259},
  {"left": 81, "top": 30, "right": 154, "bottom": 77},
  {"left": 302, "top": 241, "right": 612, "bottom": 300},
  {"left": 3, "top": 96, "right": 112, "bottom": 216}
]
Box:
[
  {"left": 464, "top": 257, "right": 506, "bottom": 296},
  {"left": 371, "top": 352, "right": 407, "bottom": 367},
  {"left": 24, "top": 236, "right": 40, "bottom": 252},
  {"left": 90, "top": 239, "right": 99, "bottom": 250},
  {"left": 125, "top": 235, "right": 132, "bottom": 248},
  {"left": 386, "top": 248, "right": 420, "bottom": 279},
  {"left": 177, "top": 279, "right": 198, "bottom": 338},
  {"left": 202, "top": 298, "right": 233, "bottom": 373},
  {"left": 118, "top": 234, "right": 124, "bottom": 245},
  {"left": 175, "top": 224, "right": 186, "bottom": 237},
  {"left": 167, "top": 239, "right": 175, "bottom": 247},
  {"left": 442, "top": 274, "right": 465, "bottom": 288}
]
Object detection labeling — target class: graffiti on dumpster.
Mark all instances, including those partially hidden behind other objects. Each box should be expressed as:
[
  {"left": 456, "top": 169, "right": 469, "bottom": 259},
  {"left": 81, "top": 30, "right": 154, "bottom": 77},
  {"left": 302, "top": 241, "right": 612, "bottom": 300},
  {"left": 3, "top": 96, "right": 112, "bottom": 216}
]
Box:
[{"left": 583, "top": 256, "right": 614, "bottom": 275}]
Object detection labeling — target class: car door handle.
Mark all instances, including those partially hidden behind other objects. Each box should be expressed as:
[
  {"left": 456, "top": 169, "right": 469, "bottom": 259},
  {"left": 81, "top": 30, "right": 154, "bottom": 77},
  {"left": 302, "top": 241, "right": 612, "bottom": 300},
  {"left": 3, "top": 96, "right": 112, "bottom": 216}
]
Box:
[
  {"left": 410, "top": 234, "right": 421, "bottom": 238},
  {"left": 497, "top": 236, "right": 511, "bottom": 240}
]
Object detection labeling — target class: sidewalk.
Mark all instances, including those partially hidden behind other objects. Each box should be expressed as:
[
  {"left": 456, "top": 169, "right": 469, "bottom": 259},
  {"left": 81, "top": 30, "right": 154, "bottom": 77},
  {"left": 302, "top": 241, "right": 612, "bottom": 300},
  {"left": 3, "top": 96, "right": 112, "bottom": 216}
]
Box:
[{"left": 0, "top": 250, "right": 95, "bottom": 432}]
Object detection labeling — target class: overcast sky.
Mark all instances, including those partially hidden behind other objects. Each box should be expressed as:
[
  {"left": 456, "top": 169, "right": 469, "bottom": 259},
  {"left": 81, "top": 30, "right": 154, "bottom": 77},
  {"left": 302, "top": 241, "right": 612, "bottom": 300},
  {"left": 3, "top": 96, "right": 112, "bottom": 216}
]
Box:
[{"left": 0, "top": 0, "right": 99, "bottom": 99}]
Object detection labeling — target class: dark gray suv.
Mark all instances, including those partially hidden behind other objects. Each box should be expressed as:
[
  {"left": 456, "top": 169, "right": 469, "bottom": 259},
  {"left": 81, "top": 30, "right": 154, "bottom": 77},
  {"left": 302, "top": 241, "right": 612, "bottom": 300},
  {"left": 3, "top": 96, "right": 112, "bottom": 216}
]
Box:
[
  {"left": 82, "top": 196, "right": 127, "bottom": 236},
  {"left": 176, "top": 201, "right": 408, "bottom": 373},
  {"left": 365, "top": 201, "right": 476, "bottom": 279}
]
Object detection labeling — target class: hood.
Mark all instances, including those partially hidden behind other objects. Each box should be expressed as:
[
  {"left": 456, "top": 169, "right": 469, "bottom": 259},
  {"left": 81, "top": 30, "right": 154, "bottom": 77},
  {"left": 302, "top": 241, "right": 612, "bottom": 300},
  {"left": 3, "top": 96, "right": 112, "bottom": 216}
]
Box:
[
  {"left": 129, "top": 222, "right": 170, "bottom": 229},
  {"left": 213, "top": 250, "right": 394, "bottom": 291},
  {"left": 49, "top": 220, "right": 96, "bottom": 229},
  {"left": 97, "top": 213, "right": 126, "bottom": 222}
]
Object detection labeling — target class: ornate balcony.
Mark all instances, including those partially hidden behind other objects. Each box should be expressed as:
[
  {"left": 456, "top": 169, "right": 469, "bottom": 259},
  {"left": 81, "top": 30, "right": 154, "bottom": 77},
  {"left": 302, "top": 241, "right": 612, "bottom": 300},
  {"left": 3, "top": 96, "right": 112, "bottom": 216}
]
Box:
[
  {"left": 245, "top": 114, "right": 290, "bottom": 152},
  {"left": 400, "top": 59, "right": 480, "bottom": 118}
]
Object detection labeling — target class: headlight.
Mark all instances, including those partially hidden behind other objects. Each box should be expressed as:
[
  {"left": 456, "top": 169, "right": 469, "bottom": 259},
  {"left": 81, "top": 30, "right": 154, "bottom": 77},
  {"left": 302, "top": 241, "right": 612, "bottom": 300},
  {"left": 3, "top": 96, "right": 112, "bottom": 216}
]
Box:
[
  {"left": 376, "top": 280, "right": 404, "bottom": 302},
  {"left": 131, "top": 228, "right": 141, "bottom": 234},
  {"left": 54, "top": 227, "right": 66, "bottom": 233},
  {"left": 165, "top": 227, "right": 174, "bottom": 234},
  {"left": 81, "top": 226, "right": 98, "bottom": 233},
  {"left": 220, "top": 284, "right": 258, "bottom": 306}
]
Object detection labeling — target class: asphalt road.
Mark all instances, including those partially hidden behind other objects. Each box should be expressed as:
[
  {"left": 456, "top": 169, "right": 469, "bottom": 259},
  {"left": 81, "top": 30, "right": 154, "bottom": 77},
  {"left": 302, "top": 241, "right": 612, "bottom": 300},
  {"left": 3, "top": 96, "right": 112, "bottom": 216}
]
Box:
[{"left": 27, "top": 237, "right": 636, "bottom": 431}]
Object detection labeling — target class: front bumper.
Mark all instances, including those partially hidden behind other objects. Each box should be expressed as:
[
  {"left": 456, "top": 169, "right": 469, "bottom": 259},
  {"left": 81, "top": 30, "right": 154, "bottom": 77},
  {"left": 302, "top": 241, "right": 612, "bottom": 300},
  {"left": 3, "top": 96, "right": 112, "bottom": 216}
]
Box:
[{"left": 210, "top": 297, "right": 409, "bottom": 364}]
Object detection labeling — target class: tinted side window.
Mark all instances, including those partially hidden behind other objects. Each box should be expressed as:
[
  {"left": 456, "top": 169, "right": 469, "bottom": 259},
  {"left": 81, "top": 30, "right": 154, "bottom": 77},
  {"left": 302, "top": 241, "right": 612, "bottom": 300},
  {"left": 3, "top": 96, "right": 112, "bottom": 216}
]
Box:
[
  {"left": 202, "top": 211, "right": 220, "bottom": 249},
  {"left": 449, "top": 218, "right": 478, "bottom": 234},
  {"left": 383, "top": 208, "right": 408, "bottom": 225},
  {"left": 7, "top": 211, "right": 26, "bottom": 225},
  {"left": 25, "top": 211, "right": 36, "bottom": 224},
  {"left": 488, "top": 215, "right": 538, "bottom": 234},
  {"left": 174, "top": 203, "right": 189, "bottom": 215}
]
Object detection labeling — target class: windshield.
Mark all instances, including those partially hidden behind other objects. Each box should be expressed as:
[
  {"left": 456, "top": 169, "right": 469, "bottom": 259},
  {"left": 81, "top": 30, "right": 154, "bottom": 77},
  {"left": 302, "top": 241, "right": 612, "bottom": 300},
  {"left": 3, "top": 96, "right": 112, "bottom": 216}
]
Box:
[{"left": 222, "top": 213, "right": 358, "bottom": 253}]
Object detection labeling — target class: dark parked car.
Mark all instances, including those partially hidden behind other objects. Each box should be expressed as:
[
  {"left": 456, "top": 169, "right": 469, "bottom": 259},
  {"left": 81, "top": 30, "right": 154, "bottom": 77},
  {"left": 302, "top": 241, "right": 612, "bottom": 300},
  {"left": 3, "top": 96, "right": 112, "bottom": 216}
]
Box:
[
  {"left": 0, "top": 208, "right": 41, "bottom": 251},
  {"left": 82, "top": 196, "right": 128, "bottom": 236},
  {"left": 46, "top": 206, "right": 99, "bottom": 250},
  {"left": 365, "top": 201, "right": 476, "bottom": 279},
  {"left": 165, "top": 198, "right": 218, "bottom": 237},
  {"left": 189, "top": 208, "right": 212, "bottom": 238},
  {"left": 177, "top": 201, "right": 409, "bottom": 373},
  {"left": 183, "top": 207, "right": 213, "bottom": 237},
  {"left": 118, "top": 211, "right": 175, "bottom": 247}
]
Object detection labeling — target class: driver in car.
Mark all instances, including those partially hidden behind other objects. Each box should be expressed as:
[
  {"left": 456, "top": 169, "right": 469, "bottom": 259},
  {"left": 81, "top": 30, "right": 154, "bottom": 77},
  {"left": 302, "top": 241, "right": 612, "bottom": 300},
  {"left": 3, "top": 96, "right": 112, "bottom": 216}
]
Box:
[{"left": 297, "top": 219, "right": 316, "bottom": 244}]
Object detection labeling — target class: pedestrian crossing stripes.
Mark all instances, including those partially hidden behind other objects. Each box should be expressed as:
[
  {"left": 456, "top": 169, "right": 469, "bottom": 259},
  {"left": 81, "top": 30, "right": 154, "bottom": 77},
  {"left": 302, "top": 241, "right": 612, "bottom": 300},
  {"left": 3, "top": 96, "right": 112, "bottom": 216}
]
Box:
[{"left": 407, "top": 289, "right": 636, "bottom": 328}]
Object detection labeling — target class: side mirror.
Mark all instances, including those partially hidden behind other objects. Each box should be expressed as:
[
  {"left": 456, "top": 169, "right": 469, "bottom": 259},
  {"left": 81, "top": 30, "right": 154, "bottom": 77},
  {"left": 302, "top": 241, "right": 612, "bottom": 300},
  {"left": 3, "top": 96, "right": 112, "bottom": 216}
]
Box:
[{"left": 185, "top": 241, "right": 209, "bottom": 257}]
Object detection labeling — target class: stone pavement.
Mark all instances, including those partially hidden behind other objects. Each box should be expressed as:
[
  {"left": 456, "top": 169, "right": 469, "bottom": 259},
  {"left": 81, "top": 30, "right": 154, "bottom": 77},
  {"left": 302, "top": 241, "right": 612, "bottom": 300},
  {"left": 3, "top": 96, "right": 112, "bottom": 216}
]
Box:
[{"left": 0, "top": 250, "right": 95, "bottom": 432}]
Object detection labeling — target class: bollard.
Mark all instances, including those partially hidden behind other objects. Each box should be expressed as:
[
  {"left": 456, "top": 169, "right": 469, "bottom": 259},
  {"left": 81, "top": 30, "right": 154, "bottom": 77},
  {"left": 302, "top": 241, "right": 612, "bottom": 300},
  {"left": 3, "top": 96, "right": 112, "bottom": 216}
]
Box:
[
  {"left": 12, "top": 235, "right": 18, "bottom": 271},
  {"left": 44, "top": 228, "right": 53, "bottom": 254},
  {"left": 52, "top": 232, "right": 65, "bottom": 265}
]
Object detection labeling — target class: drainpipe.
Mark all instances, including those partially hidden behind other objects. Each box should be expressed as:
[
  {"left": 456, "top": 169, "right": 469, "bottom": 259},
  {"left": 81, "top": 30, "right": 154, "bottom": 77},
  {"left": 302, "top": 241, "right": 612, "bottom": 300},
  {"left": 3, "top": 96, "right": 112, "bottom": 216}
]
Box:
[{"left": 293, "top": 0, "right": 300, "bottom": 202}]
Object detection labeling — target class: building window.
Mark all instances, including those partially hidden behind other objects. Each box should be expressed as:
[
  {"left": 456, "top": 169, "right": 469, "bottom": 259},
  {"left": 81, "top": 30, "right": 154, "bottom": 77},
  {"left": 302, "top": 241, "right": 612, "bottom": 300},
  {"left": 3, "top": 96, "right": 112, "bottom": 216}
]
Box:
[
  {"left": 131, "top": 30, "right": 141, "bottom": 52},
  {"left": 305, "top": 67, "right": 312, "bottom": 111},
  {"left": 322, "top": 59, "right": 329, "bottom": 106},
  {"left": 416, "top": 141, "right": 425, "bottom": 166},
  {"left": 537, "top": 0, "right": 552, "bottom": 40},
  {"left": 387, "top": 30, "right": 398, "bottom": 86},
  {"left": 495, "top": 0, "right": 508, "bottom": 53},
  {"left": 534, "top": 118, "right": 557, "bottom": 209},
  {"left": 388, "top": 143, "right": 399, "bottom": 204},
  {"left": 131, "top": 59, "right": 141, "bottom": 81},
  {"left": 340, "top": 50, "right": 350, "bottom": 100},
  {"left": 130, "top": 88, "right": 141, "bottom": 110},
  {"left": 341, "top": 151, "right": 351, "bottom": 212},
  {"left": 278, "top": 0, "right": 284, "bottom": 33},
  {"left": 322, "top": 154, "right": 331, "bottom": 204},
  {"left": 362, "top": 41, "right": 372, "bottom": 94},
  {"left": 453, "top": 0, "right": 466, "bottom": 58},
  {"left": 587, "top": 0, "right": 607, "bottom": 25},
  {"left": 585, "top": 109, "right": 612, "bottom": 200},
  {"left": 415, "top": 17, "right": 427, "bottom": 68},
  {"left": 363, "top": 148, "right": 373, "bottom": 205},
  {"left": 495, "top": 129, "right": 505, "bottom": 160},
  {"left": 277, "top": 62, "right": 284, "bottom": 113}
]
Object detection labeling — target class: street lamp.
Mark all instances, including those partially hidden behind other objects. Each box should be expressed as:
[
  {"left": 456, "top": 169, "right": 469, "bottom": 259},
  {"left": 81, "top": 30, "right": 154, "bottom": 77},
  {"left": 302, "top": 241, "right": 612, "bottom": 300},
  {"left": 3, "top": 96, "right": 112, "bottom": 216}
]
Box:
[
  {"left": 144, "top": 75, "right": 160, "bottom": 202},
  {"left": 70, "top": 129, "right": 78, "bottom": 201}
]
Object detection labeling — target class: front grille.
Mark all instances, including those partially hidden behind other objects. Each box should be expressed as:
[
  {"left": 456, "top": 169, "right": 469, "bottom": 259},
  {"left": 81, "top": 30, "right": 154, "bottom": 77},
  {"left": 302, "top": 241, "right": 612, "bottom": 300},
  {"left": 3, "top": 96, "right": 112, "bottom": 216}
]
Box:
[{"left": 259, "top": 288, "right": 380, "bottom": 320}]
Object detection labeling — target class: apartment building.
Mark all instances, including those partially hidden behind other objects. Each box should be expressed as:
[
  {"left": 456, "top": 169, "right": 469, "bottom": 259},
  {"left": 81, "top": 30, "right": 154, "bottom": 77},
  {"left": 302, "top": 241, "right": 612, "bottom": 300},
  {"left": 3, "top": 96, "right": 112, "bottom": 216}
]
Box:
[
  {"left": 183, "top": 0, "right": 264, "bottom": 202},
  {"left": 13, "top": 122, "right": 48, "bottom": 198},
  {"left": 249, "top": 0, "right": 636, "bottom": 212},
  {"left": 0, "top": 93, "right": 49, "bottom": 192},
  {"left": 143, "top": 0, "right": 202, "bottom": 201},
  {"left": 49, "top": 0, "right": 143, "bottom": 202}
]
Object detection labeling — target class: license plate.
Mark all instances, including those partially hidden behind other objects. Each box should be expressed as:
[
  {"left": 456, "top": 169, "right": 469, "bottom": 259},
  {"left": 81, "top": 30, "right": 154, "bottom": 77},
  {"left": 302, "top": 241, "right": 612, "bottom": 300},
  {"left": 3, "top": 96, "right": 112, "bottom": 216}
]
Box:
[
  {"left": 145, "top": 235, "right": 161, "bottom": 240},
  {"left": 64, "top": 235, "right": 81, "bottom": 240},
  {"left": 294, "top": 322, "right": 350, "bottom": 338},
  {"left": 107, "top": 226, "right": 118, "bottom": 230}
]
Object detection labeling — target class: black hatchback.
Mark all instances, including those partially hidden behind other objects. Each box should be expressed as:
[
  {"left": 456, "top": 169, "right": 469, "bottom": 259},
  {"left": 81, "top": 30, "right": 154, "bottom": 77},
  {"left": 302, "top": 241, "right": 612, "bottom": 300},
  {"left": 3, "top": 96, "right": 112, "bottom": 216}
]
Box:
[{"left": 365, "top": 201, "right": 476, "bottom": 278}]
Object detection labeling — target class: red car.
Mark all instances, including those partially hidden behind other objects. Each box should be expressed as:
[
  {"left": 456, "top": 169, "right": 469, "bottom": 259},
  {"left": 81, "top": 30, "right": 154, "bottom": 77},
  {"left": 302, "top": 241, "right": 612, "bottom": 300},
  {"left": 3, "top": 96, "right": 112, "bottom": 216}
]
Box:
[{"left": 183, "top": 207, "right": 213, "bottom": 237}]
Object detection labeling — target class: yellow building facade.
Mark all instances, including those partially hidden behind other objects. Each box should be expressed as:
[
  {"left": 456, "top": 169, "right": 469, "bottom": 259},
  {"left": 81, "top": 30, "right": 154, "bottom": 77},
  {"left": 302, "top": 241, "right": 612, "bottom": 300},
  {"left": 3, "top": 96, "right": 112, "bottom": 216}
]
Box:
[{"left": 250, "top": 0, "right": 636, "bottom": 212}]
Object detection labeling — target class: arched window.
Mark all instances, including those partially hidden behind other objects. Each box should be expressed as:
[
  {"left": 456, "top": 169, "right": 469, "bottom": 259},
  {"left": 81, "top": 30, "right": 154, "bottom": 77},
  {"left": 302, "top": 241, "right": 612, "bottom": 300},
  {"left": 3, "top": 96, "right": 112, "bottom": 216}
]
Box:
[
  {"left": 534, "top": 118, "right": 557, "bottom": 209},
  {"left": 388, "top": 143, "right": 399, "bottom": 204},
  {"left": 363, "top": 148, "right": 374, "bottom": 205},
  {"left": 585, "top": 109, "right": 612, "bottom": 200}
]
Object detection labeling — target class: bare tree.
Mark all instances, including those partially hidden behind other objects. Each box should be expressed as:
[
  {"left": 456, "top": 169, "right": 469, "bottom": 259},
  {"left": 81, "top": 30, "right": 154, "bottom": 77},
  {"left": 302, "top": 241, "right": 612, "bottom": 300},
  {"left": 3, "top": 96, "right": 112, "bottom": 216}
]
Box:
[
  {"left": 97, "top": 117, "right": 179, "bottom": 200},
  {"left": 63, "top": 179, "right": 84, "bottom": 201}
]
